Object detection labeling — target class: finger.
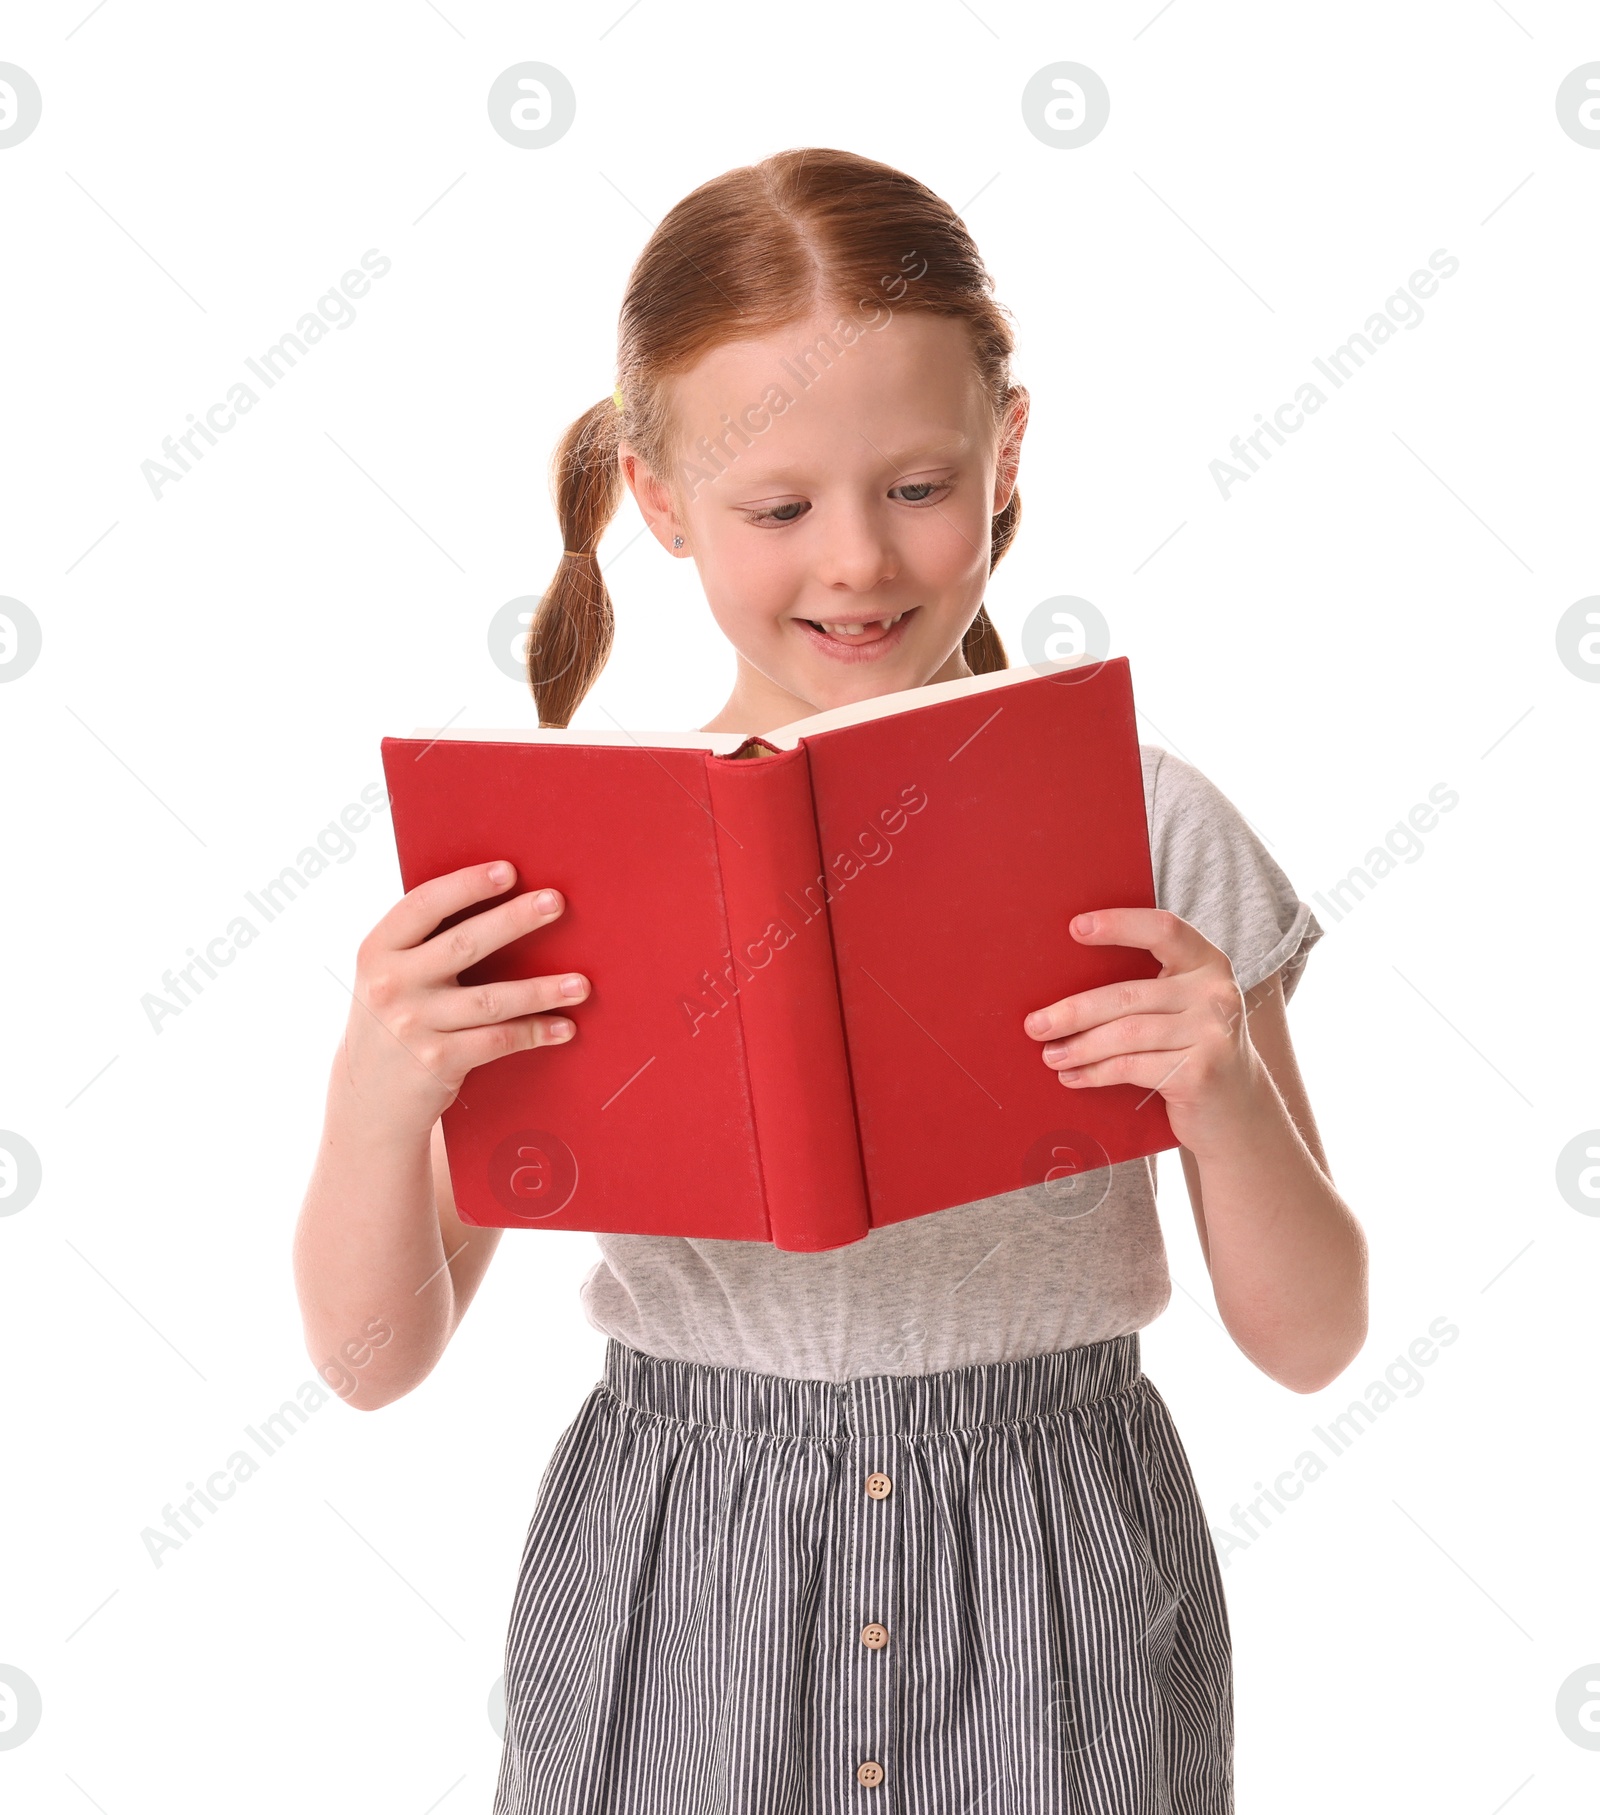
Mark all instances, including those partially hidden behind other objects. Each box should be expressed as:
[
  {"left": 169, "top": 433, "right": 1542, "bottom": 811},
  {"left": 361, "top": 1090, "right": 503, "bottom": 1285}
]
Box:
[
  {"left": 1038, "top": 1011, "right": 1193, "bottom": 1071},
  {"left": 443, "top": 1011, "right": 580, "bottom": 1076},
  {"left": 376, "top": 860, "right": 552, "bottom": 954},
  {"left": 1026, "top": 907, "right": 1233, "bottom": 1039},
  {"left": 426, "top": 968, "right": 589, "bottom": 1033},
  {"left": 1059, "top": 1048, "right": 1195, "bottom": 1094},
  {"left": 1067, "top": 907, "right": 1222, "bottom": 971},
  {"left": 411, "top": 881, "right": 567, "bottom": 987},
  {"left": 1024, "top": 974, "right": 1180, "bottom": 1042},
  {"left": 381, "top": 1009, "right": 579, "bottom": 1095},
  {"left": 411, "top": 890, "right": 559, "bottom": 988}
]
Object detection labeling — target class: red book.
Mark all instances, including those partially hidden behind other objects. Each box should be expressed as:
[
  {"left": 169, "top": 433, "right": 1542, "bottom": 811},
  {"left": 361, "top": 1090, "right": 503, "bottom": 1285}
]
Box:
[{"left": 379, "top": 657, "right": 1176, "bottom": 1251}]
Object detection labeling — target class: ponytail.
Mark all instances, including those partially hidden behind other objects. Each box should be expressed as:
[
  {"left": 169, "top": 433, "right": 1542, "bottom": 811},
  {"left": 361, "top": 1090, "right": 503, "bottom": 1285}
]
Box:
[{"left": 528, "top": 396, "right": 627, "bottom": 728}]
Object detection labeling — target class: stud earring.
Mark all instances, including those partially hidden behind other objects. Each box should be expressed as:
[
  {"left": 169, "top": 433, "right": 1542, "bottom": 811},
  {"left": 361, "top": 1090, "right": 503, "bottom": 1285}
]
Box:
[{"left": 673, "top": 535, "right": 684, "bottom": 549}]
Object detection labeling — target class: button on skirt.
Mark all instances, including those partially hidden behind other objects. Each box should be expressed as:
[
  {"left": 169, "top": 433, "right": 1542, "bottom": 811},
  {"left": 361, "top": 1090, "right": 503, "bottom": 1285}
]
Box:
[{"left": 492, "top": 1333, "right": 1233, "bottom": 1813}]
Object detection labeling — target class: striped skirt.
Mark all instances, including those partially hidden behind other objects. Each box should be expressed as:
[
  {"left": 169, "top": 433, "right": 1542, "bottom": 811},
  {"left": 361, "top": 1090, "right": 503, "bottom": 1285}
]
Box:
[{"left": 492, "top": 1332, "right": 1233, "bottom": 1813}]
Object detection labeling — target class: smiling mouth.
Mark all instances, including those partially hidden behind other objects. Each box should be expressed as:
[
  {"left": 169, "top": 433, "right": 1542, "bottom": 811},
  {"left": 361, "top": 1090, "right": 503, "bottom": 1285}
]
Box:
[{"left": 798, "top": 608, "right": 914, "bottom": 642}]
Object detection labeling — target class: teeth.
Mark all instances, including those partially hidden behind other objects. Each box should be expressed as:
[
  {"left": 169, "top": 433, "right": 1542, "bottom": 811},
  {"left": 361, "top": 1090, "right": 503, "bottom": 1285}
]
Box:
[{"left": 814, "top": 612, "right": 905, "bottom": 636}]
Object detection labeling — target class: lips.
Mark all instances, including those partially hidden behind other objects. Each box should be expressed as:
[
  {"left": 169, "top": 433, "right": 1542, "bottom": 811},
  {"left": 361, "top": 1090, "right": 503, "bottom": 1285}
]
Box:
[
  {"left": 801, "top": 611, "right": 907, "bottom": 642},
  {"left": 792, "top": 606, "right": 918, "bottom": 662}
]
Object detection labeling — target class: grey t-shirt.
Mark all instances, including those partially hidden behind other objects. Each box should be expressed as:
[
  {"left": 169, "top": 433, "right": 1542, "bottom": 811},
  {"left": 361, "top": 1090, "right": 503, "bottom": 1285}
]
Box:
[{"left": 578, "top": 744, "right": 1324, "bottom": 1382}]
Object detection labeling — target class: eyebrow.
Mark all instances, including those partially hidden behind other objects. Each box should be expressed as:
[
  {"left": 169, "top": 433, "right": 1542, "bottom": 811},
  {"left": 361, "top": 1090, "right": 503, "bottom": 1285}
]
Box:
[{"left": 739, "top": 432, "right": 971, "bottom": 487}]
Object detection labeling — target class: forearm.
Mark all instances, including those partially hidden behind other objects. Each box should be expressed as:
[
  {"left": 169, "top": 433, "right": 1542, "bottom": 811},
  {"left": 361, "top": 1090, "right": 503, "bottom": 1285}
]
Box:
[
  {"left": 292, "top": 1050, "right": 454, "bottom": 1410},
  {"left": 1187, "top": 1056, "right": 1368, "bottom": 1393}
]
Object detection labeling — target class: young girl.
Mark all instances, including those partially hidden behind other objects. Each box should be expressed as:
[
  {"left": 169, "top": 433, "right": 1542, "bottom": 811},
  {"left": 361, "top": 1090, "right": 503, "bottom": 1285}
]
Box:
[{"left": 294, "top": 147, "right": 1367, "bottom": 1813}]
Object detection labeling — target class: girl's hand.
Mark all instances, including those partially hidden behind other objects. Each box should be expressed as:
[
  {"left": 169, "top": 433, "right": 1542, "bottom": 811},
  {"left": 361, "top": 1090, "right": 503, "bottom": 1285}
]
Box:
[
  {"left": 1022, "top": 908, "right": 1262, "bottom": 1158},
  {"left": 339, "top": 861, "right": 588, "bottom": 1140}
]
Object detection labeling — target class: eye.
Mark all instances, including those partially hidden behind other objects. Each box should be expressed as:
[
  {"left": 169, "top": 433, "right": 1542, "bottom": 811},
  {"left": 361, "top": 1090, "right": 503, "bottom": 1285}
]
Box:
[
  {"left": 743, "top": 501, "right": 809, "bottom": 526},
  {"left": 740, "top": 477, "right": 953, "bottom": 526}
]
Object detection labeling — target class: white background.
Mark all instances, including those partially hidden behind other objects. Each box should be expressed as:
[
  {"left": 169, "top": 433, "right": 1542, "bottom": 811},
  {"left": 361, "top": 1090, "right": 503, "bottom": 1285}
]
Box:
[{"left": 2, "top": 1, "right": 1597, "bottom": 1809}]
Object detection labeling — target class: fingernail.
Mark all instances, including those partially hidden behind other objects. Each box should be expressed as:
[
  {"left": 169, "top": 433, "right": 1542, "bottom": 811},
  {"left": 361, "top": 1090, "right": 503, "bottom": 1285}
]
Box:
[
  {"left": 547, "top": 1019, "right": 573, "bottom": 1038},
  {"left": 559, "top": 975, "right": 587, "bottom": 998},
  {"left": 1074, "top": 914, "right": 1095, "bottom": 935},
  {"left": 488, "top": 862, "right": 511, "bottom": 884},
  {"left": 1025, "top": 1011, "right": 1050, "bottom": 1035},
  {"left": 533, "top": 889, "right": 558, "bottom": 913}
]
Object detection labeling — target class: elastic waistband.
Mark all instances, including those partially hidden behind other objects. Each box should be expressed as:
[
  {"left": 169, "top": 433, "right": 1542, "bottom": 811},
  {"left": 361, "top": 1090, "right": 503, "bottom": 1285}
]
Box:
[{"left": 600, "top": 1333, "right": 1142, "bottom": 1441}]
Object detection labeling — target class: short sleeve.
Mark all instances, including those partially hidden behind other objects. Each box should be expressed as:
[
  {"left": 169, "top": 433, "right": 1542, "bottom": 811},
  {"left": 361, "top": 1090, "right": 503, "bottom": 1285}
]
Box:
[{"left": 1141, "top": 745, "right": 1324, "bottom": 1004}]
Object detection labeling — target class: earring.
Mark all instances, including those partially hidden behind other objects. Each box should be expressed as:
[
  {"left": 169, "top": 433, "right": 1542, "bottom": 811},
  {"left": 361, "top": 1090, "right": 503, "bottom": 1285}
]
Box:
[{"left": 672, "top": 535, "right": 684, "bottom": 549}]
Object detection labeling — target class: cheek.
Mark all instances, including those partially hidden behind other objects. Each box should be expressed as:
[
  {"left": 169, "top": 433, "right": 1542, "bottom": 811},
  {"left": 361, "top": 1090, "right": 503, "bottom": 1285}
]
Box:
[
  {"left": 701, "top": 560, "right": 795, "bottom": 644},
  {"left": 715, "top": 541, "right": 803, "bottom": 617},
  {"left": 921, "top": 506, "right": 996, "bottom": 589}
]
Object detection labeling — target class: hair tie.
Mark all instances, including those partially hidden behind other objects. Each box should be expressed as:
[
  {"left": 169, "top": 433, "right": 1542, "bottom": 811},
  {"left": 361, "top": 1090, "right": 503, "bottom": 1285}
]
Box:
[{"left": 562, "top": 548, "right": 590, "bottom": 560}]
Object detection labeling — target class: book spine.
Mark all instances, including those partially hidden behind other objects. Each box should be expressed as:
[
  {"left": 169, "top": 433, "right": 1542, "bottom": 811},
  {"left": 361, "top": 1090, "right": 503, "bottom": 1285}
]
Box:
[{"left": 704, "top": 745, "right": 870, "bottom": 1252}]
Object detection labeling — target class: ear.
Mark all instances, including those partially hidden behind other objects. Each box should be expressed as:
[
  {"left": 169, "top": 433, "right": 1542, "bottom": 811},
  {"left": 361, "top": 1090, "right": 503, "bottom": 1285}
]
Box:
[
  {"left": 618, "top": 443, "right": 688, "bottom": 556},
  {"left": 993, "top": 387, "right": 1030, "bottom": 514}
]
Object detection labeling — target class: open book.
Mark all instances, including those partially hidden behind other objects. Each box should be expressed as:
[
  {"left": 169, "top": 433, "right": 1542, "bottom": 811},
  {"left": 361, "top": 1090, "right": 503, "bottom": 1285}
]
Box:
[{"left": 379, "top": 656, "right": 1175, "bottom": 1251}]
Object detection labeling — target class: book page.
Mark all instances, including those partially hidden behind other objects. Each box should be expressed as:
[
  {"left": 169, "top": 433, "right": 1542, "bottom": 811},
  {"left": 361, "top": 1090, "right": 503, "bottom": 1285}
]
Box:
[
  {"left": 759, "top": 658, "right": 1056, "bottom": 746},
  {"left": 403, "top": 657, "right": 1081, "bottom": 751},
  {"left": 403, "top": 724, "right": 753, "bottom": 754}
]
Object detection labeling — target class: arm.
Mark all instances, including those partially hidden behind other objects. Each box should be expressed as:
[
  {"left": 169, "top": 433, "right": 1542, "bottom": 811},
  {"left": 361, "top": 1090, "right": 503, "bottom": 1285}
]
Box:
[
  {"left": 292, "top": 1083, "right": 458, "bottom": 1413},
  {"left": 1177, "top": 966, "right": 1368, "bottom": 1392},
  {"left": 292, "top": 861, "right": 581, "bottom": 1412},
  {"left": 1025, "top": 908, "right": 1368, "bottom": 1396},
  {"left": 292, "top": 1095, "right": 506, "bottom": 1413},
  {"left": 429, "top": 1117, "right": 505, "bottom": 1338}
]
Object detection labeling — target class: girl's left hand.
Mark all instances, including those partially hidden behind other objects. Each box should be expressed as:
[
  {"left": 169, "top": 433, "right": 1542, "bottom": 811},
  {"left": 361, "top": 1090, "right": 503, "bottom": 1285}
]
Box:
[{"left": 1022, "top": 907, "right": 1264, "bottom": 1158}]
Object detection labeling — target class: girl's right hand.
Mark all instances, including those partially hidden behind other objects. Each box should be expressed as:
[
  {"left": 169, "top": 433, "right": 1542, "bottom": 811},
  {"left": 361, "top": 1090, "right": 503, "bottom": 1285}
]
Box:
[{"left": 339, "top": 860, "right": 587, "bottom": 1139}]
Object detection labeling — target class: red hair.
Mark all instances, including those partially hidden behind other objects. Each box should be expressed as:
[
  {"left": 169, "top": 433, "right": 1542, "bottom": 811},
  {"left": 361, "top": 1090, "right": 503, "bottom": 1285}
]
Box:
[{"left": 530, "top": 146, "right": 1023, "bottom": 727}]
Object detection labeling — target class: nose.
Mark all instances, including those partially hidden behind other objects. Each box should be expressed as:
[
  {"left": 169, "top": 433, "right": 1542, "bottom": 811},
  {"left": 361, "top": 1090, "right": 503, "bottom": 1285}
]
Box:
[{"left": 815, "top": 514, "right": 898, "bottom": 594}]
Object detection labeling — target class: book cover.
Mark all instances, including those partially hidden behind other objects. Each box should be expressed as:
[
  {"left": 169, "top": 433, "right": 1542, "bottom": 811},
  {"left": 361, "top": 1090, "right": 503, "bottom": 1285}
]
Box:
[{"left": 379, "top": 656, "right": 1176, "bottom": 1250}]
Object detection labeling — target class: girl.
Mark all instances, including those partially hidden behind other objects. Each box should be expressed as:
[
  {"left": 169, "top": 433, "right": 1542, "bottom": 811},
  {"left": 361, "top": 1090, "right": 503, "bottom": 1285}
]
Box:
[{"left": 294, "top": 147, "right": 1368, "bottom": 1813}]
